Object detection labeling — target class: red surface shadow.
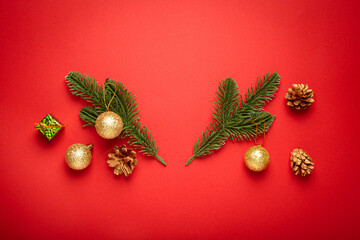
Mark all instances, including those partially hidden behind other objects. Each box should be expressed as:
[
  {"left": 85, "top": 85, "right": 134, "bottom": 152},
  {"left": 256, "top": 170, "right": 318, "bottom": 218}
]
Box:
[
  {"left": 34, "top": 127, "right": 65, "bottom": 148},
  {"left": 63, "top": 159, "right": 92, "bottom": 178},
  {"left": 243, "top": 164, "right": 269, "bottom": 180}
]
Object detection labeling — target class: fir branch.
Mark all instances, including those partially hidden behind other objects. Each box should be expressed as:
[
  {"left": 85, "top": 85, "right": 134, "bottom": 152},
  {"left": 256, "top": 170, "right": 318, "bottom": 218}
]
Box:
[
  {"left": 212, "top": 78, "right": 239, "bottom": 127},
  {"left": 237, "top": 72, "right": 280, "bottom": 117},
  {"left": 105, "top": 79, "right": 139, "bottom": 127},
  {"left": 187, "top": 78, "right": 239, "bottom": 165},
  {"left": 66, "top": 72, "right": 165, "bottom": 166},
  {"left": 186, "top": 124, "right": 228, "bottom": 165},
  {"left": 79, "top": 106, "right": 100, "bottom": 127},
  {"left": 186, "top": 73, "right": 280, "bottom": 166},
  {"left": 226, "top": 112, "right": 275, "bottom": 142},
  {"left": 125, "top": 123, "right": 166, "bottom": 166},
  {"left": 65, "top": 72, "right": 105, "bottom": 109},
  {"left": 226, "top": 72, "right": 280, "bottom": 140}
]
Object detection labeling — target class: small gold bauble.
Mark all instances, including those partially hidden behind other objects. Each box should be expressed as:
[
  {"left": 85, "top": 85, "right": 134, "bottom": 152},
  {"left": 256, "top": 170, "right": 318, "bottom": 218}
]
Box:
[
  {"left": 95, "top": 111, "right": 123, "bottom": 139},
  {"left": 65, "top": 143, "right": 93, "bottom": 170},
  {"left": 244, "top": 145, "right": 270, "bottom": 172}
]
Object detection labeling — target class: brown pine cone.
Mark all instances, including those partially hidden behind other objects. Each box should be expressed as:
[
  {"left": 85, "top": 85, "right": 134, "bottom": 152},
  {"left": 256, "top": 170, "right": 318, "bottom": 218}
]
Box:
[
  {"left": 290, "top": 148, "right": 314, "bottom": 176},
  {"left": 285, "top": 84, "right": 314, "bottom": 110},
  {"left": 107, "top": 145, "right": 138, "bottom": 177}
]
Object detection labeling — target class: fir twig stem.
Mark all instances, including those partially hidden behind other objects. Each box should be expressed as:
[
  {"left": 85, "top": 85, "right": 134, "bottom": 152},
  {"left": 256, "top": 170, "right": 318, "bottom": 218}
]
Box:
[
  {"left": 186, "top": 155, "right": 196, "bottom": 166},
  {"left": 155, "top": 155, "right": 166, "bottom": 166}
]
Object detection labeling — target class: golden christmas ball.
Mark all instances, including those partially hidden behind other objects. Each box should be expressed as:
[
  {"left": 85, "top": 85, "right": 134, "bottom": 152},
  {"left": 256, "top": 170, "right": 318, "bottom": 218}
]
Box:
[
  {"left": 244, "top": 145, "right": 270, "bottom": 172},
  {"left": 65, "top": 143, "right": 93, "bottom": 170},
  {"left": 95, "top": 111, "right": 123, "bottom": 139}
]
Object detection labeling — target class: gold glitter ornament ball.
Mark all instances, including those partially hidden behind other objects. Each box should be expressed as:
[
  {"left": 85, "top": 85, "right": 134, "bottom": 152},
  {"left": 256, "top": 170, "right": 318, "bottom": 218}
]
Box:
[
  {"left": 244, "top": 145, "right": 270, "bottom": 172},
  {"left": 95, "top": 111, "right": 123, "bottom": 139},
  {"left": 65, "top": 143, "right": 93, "bottom": 170}
]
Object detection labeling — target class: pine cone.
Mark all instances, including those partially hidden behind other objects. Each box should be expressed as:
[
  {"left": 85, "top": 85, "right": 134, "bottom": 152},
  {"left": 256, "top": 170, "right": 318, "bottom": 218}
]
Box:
[
  {"left": 290, "top": 148, "right": 314, "bottom": 176},
  {"left": 285, "top": 84, "right": 314, "bottom": 110},
  {"left": 107, "top": 145, "right": 138, "bottom": 177}
]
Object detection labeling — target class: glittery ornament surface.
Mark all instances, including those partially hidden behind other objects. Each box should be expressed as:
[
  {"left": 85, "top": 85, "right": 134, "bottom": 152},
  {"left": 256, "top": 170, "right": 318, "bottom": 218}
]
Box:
[
  {"left": 244, "top": 145, "right": 270, "bottom": 172},
  {"left": 65, "top": 143, "right": 92, "bottom": 170},
  {"left": 95, "top": 111, "right": 123, "bottom": 139},
  {"left": 35, "top": 114, "right": 63, "bottom": 140}
]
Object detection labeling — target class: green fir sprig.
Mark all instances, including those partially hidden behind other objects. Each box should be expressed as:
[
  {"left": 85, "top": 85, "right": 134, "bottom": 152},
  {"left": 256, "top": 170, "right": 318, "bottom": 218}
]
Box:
[
  {"left": 186, "top": 72, "right": 280, "bottom": 166},
  {"left": 66, "top": 72, "right": 166, "bottom": 166}
]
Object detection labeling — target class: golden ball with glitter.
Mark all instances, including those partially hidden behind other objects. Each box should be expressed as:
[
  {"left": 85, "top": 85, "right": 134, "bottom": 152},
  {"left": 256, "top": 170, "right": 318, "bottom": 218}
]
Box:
[
  {"left": 244, "top": 145, "right": 270, "bottom": 172},
  {"left": 65, "top": 143, "right": 93, "bottom": 170},
  {"left": 95, "top": 111, "right": 123, "bottom": 139}
]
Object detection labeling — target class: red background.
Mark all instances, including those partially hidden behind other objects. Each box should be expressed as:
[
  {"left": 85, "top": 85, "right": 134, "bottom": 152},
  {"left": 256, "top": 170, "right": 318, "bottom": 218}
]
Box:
[{"left": 1, "top": 0, "right": 359, "bottom": 239}]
